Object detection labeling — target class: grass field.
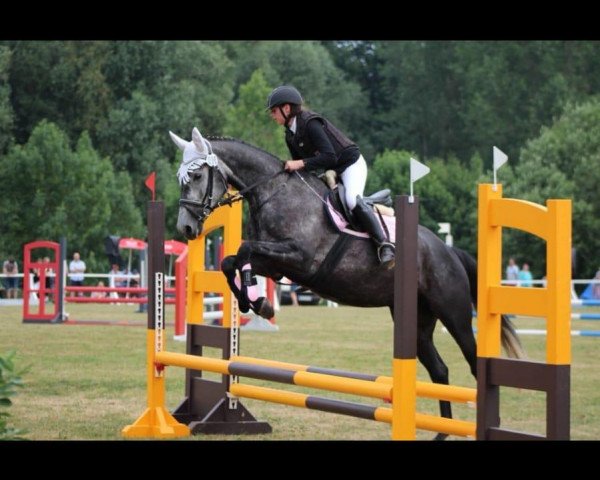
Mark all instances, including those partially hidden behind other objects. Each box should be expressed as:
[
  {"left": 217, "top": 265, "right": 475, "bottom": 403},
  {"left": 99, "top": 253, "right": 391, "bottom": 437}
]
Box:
[{"left": 1, "top": 302, "right": 599, "bottom": 440}]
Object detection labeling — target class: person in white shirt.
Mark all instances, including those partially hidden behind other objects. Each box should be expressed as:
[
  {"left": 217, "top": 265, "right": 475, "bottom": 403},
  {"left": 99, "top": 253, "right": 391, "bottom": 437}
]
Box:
[
  {"left": 69, "top": 252, "right": 86, "bottom": 297},
  {"left": 505, "top": 257, "right": 520, "bottom": 286}
]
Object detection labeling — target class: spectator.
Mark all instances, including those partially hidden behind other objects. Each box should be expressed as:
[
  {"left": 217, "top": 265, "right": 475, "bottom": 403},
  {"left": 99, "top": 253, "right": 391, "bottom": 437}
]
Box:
[
  {"left": 505, "top": 257, "right": 519, "bottom": 286},
  {"left": 108, "top": 263, "right": 125, "bottom": 298},
  {"left": 282, "top": 277, "right": 300, "bottom": 306},
  {"left": 91, "top": 281, "right": 108, "bottom": 299},
  {"left": 31, "top": 259, "right": 41, "bottom": 292},
  {"left": 290, "top": 283, "right": 300, "bottom": 307},
  {"left": 128, "top": 268, "right": 140, "bottom": 297},
  {"left": 69, "top": 252, "right": 86, "bottom": 297},
  {"left": 43, "top": 256, "right": 55, "bottom": 301},
  {"left": 518, "top": 262, "right": 533, "bottom": 287},
  {"left": 2, "top": 257, "right": 19, "bottom": 299}
]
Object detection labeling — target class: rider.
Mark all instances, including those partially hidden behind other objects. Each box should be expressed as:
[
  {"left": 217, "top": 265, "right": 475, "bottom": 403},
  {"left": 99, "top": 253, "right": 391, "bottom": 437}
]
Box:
[{"left": 266, "top": 85, "right": 395, "bottom": 268}]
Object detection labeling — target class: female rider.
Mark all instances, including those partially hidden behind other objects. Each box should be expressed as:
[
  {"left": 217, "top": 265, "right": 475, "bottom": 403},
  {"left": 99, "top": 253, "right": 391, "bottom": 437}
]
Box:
[{"left": 266, "top": 85, "right": 395, "bottom": 268}]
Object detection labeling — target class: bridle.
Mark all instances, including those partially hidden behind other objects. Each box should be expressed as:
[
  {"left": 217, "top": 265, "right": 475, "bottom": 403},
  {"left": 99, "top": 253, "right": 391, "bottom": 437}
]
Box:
[
  {"left": 178, "top": 140, "right": 285, "bottom": 223},
  {"left": 179, "top": 164, "right": 231, "bottom": 223}
]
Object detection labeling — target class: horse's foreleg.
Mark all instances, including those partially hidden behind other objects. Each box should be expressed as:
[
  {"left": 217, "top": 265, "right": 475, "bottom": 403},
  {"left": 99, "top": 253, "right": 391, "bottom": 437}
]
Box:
[
  {"left": 221, "top": 255, "right": 248, "bottom": 312},
  {"left": 222, "top": 240, "right": 307, "bottom": 318},
  {"left": 221, "top": 254, "right": 273, "bottom": 316}
]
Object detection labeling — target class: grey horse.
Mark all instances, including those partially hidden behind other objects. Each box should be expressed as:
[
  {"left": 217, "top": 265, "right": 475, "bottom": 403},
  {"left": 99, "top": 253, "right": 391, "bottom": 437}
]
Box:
[{"left": 171, "top": 128, "right": 523, "bottom": 439}]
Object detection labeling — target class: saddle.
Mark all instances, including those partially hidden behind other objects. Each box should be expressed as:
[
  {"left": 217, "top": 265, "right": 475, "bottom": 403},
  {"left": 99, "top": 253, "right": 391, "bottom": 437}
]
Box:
[
  {"left": 321, "top": 170, "right": 394, "bottom": 231},
  {"left": 308, "top": 170, "right": 397, "bottom": 290}
]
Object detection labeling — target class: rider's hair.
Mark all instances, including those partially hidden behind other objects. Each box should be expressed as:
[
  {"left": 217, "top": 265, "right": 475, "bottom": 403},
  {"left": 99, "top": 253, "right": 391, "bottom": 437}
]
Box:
[{"left": 289, "top": 104, "right": 302, "bottom": 117}]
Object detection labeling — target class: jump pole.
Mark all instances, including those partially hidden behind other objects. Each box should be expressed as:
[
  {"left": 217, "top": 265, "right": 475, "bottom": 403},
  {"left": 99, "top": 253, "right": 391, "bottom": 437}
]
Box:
[
  {"left": 121, "top": 201, "right": 190, "bottom": 438},
  {"left": 391, "top": 194, "right": 419, "bottom": 439},
  {"left": 123, "top": 199, "right": 270, "bottom": 438}
]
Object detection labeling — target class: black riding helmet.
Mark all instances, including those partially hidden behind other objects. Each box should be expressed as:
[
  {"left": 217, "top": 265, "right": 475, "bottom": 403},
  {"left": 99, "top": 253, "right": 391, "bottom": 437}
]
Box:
[{"left": 266, "top": 85, "right": 303, "bottom": 110}]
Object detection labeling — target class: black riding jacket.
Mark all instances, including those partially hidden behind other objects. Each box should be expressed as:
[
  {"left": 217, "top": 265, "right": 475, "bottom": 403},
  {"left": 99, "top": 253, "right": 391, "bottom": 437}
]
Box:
[{"left": 285, "top": 110, "right": 360, "bottom": 174}]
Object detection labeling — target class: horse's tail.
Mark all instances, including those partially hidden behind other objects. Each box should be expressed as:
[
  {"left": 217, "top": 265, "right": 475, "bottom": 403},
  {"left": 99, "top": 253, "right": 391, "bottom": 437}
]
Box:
[{"left": 451, "top": 246, "right": 526, "bottom": 360}]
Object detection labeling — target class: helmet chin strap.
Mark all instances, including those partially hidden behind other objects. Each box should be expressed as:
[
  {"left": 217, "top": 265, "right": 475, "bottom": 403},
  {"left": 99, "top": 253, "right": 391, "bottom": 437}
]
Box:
[{"left": 278, "top": 105, "right": 292, "bottom": 127}]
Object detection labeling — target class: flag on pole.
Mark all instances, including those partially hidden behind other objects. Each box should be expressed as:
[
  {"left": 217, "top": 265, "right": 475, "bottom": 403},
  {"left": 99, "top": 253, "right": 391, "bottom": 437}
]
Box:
[
  {"left": 492, "top": 146, "right": 508, "bottom": 190},
  {"left": 410, "top": 158, "right": 430, "bottom": 183},
  {"left": 145, "top": 172, "right": 156, "bottom": 201},
  {"left": 409, "top": 158, "right": 430, "bottom": 203},
  {"left": 493, "top": 146, "right": 508, "bottom": 171}
]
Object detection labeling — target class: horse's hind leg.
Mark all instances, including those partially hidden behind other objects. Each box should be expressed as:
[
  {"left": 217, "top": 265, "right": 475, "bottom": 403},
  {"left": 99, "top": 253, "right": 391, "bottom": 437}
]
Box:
[
  {"left": 417, "top": 305, "right": 452, "bottom": 441},
  {"left": 437, "top": 305, "right": 477, "bottom": 378}
]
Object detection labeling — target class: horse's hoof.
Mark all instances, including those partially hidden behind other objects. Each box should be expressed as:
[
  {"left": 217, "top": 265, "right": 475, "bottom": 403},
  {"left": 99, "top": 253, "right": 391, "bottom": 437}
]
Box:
[
  {"left": 433, "top": 433, "right": 448, "bottom": 441},
  {"left": 253, "top": 297, "right": 274, "bottom": 319}
]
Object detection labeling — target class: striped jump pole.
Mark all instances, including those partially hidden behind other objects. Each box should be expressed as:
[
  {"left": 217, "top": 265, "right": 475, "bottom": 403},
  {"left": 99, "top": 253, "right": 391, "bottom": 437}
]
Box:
[
  {"left": 151, "top": 351, "right": 475, "bottom": 437},
  {"left": 515, "top": 329, "right": 600, "bottom": 337},
  {"left": 571, "top": 313, "right": 600, "bottom": 320},
  {"left": 391, "top": 193, "right": 419, "bottom": 439},
  {"left": 122, "top": 201, "right": 190, "bottom": 438},
  {"left": 571, "top": 299, "right": 600, "bottom": 307},
  {"left": 231, "top": 355, "right": 476, "bottom": 404},
  {"left": 229, "top": 384, "right": 475, "bottom": 437}
]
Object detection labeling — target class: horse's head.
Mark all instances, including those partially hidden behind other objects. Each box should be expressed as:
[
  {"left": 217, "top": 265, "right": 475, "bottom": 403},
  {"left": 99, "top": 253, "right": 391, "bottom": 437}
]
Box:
[{"left": 170, "top": 127, "right": 229, "bottom": 239}]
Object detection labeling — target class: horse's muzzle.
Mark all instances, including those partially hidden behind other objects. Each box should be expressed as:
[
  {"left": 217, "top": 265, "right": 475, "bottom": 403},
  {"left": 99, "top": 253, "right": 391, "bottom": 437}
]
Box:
[{"left": 177, "top": 209, "right": 204, "bottom": 240}]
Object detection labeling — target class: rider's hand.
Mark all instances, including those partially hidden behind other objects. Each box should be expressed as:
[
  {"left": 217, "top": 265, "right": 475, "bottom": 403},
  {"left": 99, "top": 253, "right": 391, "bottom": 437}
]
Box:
[{"left": 284, "top": 160, "right": 305, "bottom": 172}]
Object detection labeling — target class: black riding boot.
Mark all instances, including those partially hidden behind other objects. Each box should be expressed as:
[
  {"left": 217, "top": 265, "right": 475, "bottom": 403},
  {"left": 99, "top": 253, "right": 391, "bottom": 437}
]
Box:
[{"left": 352, "top": 196, "right": 395, "bottom": 269}]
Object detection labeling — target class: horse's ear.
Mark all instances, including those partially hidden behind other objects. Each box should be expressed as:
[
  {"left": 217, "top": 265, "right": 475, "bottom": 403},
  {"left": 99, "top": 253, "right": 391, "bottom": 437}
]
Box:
[
  {"left": 192, "top": 127, "right": 207, "bottom": 154},
  {"left": 169, "top": 131, "right": 187, "bottom": 152}
]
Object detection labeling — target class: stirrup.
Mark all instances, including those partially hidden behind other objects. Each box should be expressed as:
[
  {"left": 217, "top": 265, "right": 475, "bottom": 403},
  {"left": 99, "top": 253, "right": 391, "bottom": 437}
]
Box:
[{"left": 377, "top": 242, "right": 395, "bottom": 270}]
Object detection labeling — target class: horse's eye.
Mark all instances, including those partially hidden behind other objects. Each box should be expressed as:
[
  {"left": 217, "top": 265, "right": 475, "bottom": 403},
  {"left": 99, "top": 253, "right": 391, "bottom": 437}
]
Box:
[{"left": 191, "top": 171, "right": 203, "bottom": 181}]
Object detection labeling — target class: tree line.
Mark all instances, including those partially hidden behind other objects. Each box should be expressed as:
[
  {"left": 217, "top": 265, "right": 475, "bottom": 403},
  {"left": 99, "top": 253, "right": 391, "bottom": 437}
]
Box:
[{"left": 1, "top": 40, "right": 599, "bottom": 278}]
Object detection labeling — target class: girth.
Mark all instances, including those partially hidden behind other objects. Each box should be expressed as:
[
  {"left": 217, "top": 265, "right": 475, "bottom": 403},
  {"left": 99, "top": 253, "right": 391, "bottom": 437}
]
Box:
[{"left": 307, "top": 233, "right": 353, "bottom": 291}]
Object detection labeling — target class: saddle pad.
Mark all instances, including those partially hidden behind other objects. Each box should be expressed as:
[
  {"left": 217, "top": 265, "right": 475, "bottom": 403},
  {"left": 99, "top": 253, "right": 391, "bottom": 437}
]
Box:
[{"left": 325, "top": 196, "right": 396, "bottom": 243}]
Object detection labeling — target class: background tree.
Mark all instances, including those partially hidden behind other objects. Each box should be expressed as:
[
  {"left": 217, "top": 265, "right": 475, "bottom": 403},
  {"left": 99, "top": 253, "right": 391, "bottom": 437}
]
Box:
[
  {"left": 0, "top": 46, "right": 14, "bottom": 154},
  {"left": 2, "top": 40, "right": 600, "bottom": 279},
  {"left": 506, "top": 98, "right": 600, "bottom": 279},
  {"left": 97, "top": 41, "right": 234, "bottom": 211},
  {"left": 225, "top": 41, "right": 368, "bottom": 153},
  {"left": 223, "top": 69, "right": 288, "bottom": 158},
  {"left": 0, "top": 121, "right": 142, "bottom": 272}
]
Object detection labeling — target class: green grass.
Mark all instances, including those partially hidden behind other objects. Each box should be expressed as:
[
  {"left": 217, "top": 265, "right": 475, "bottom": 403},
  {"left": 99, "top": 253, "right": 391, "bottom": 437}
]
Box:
[{"left": 0, "top": 303, "right": 598, "bottom": 440}]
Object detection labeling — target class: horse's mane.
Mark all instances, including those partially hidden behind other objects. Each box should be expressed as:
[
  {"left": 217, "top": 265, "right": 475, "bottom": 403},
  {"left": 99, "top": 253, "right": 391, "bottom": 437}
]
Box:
[
  {"left": 206, "top": 135, "right": 323, "bottom": 186},
  {"left": 206, "top": 136, "right": 282, "bottom": 163}
]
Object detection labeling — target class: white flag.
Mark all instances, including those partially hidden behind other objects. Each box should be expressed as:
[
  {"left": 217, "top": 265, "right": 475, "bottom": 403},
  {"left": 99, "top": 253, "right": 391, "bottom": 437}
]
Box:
[
  {"left": 438, "top": 222, "right": 450, "bottom": 235},
  {"left": 410, "top": 158, "right": 430, "bottom": 183},
  {"left": 493, "top": 146, "right": 508, "bottom": 171}
]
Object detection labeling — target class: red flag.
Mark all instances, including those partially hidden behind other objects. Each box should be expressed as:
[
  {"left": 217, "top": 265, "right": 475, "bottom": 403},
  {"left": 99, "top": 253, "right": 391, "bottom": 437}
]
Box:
[{"left": 145, "top": 172, "right": 156, "bottom": 201}]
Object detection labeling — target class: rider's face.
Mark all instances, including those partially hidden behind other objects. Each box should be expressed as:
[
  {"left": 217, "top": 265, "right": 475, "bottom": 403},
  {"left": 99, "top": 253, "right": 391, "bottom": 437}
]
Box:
[{"left": 270, "top": 104, "right": 290, "bottom": 126}]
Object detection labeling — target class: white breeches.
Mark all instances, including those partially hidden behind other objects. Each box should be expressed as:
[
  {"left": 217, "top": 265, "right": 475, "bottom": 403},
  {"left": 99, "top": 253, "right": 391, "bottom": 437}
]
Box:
[{"left": 340, "top": 155, "right": 368, "bottom": 210}]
